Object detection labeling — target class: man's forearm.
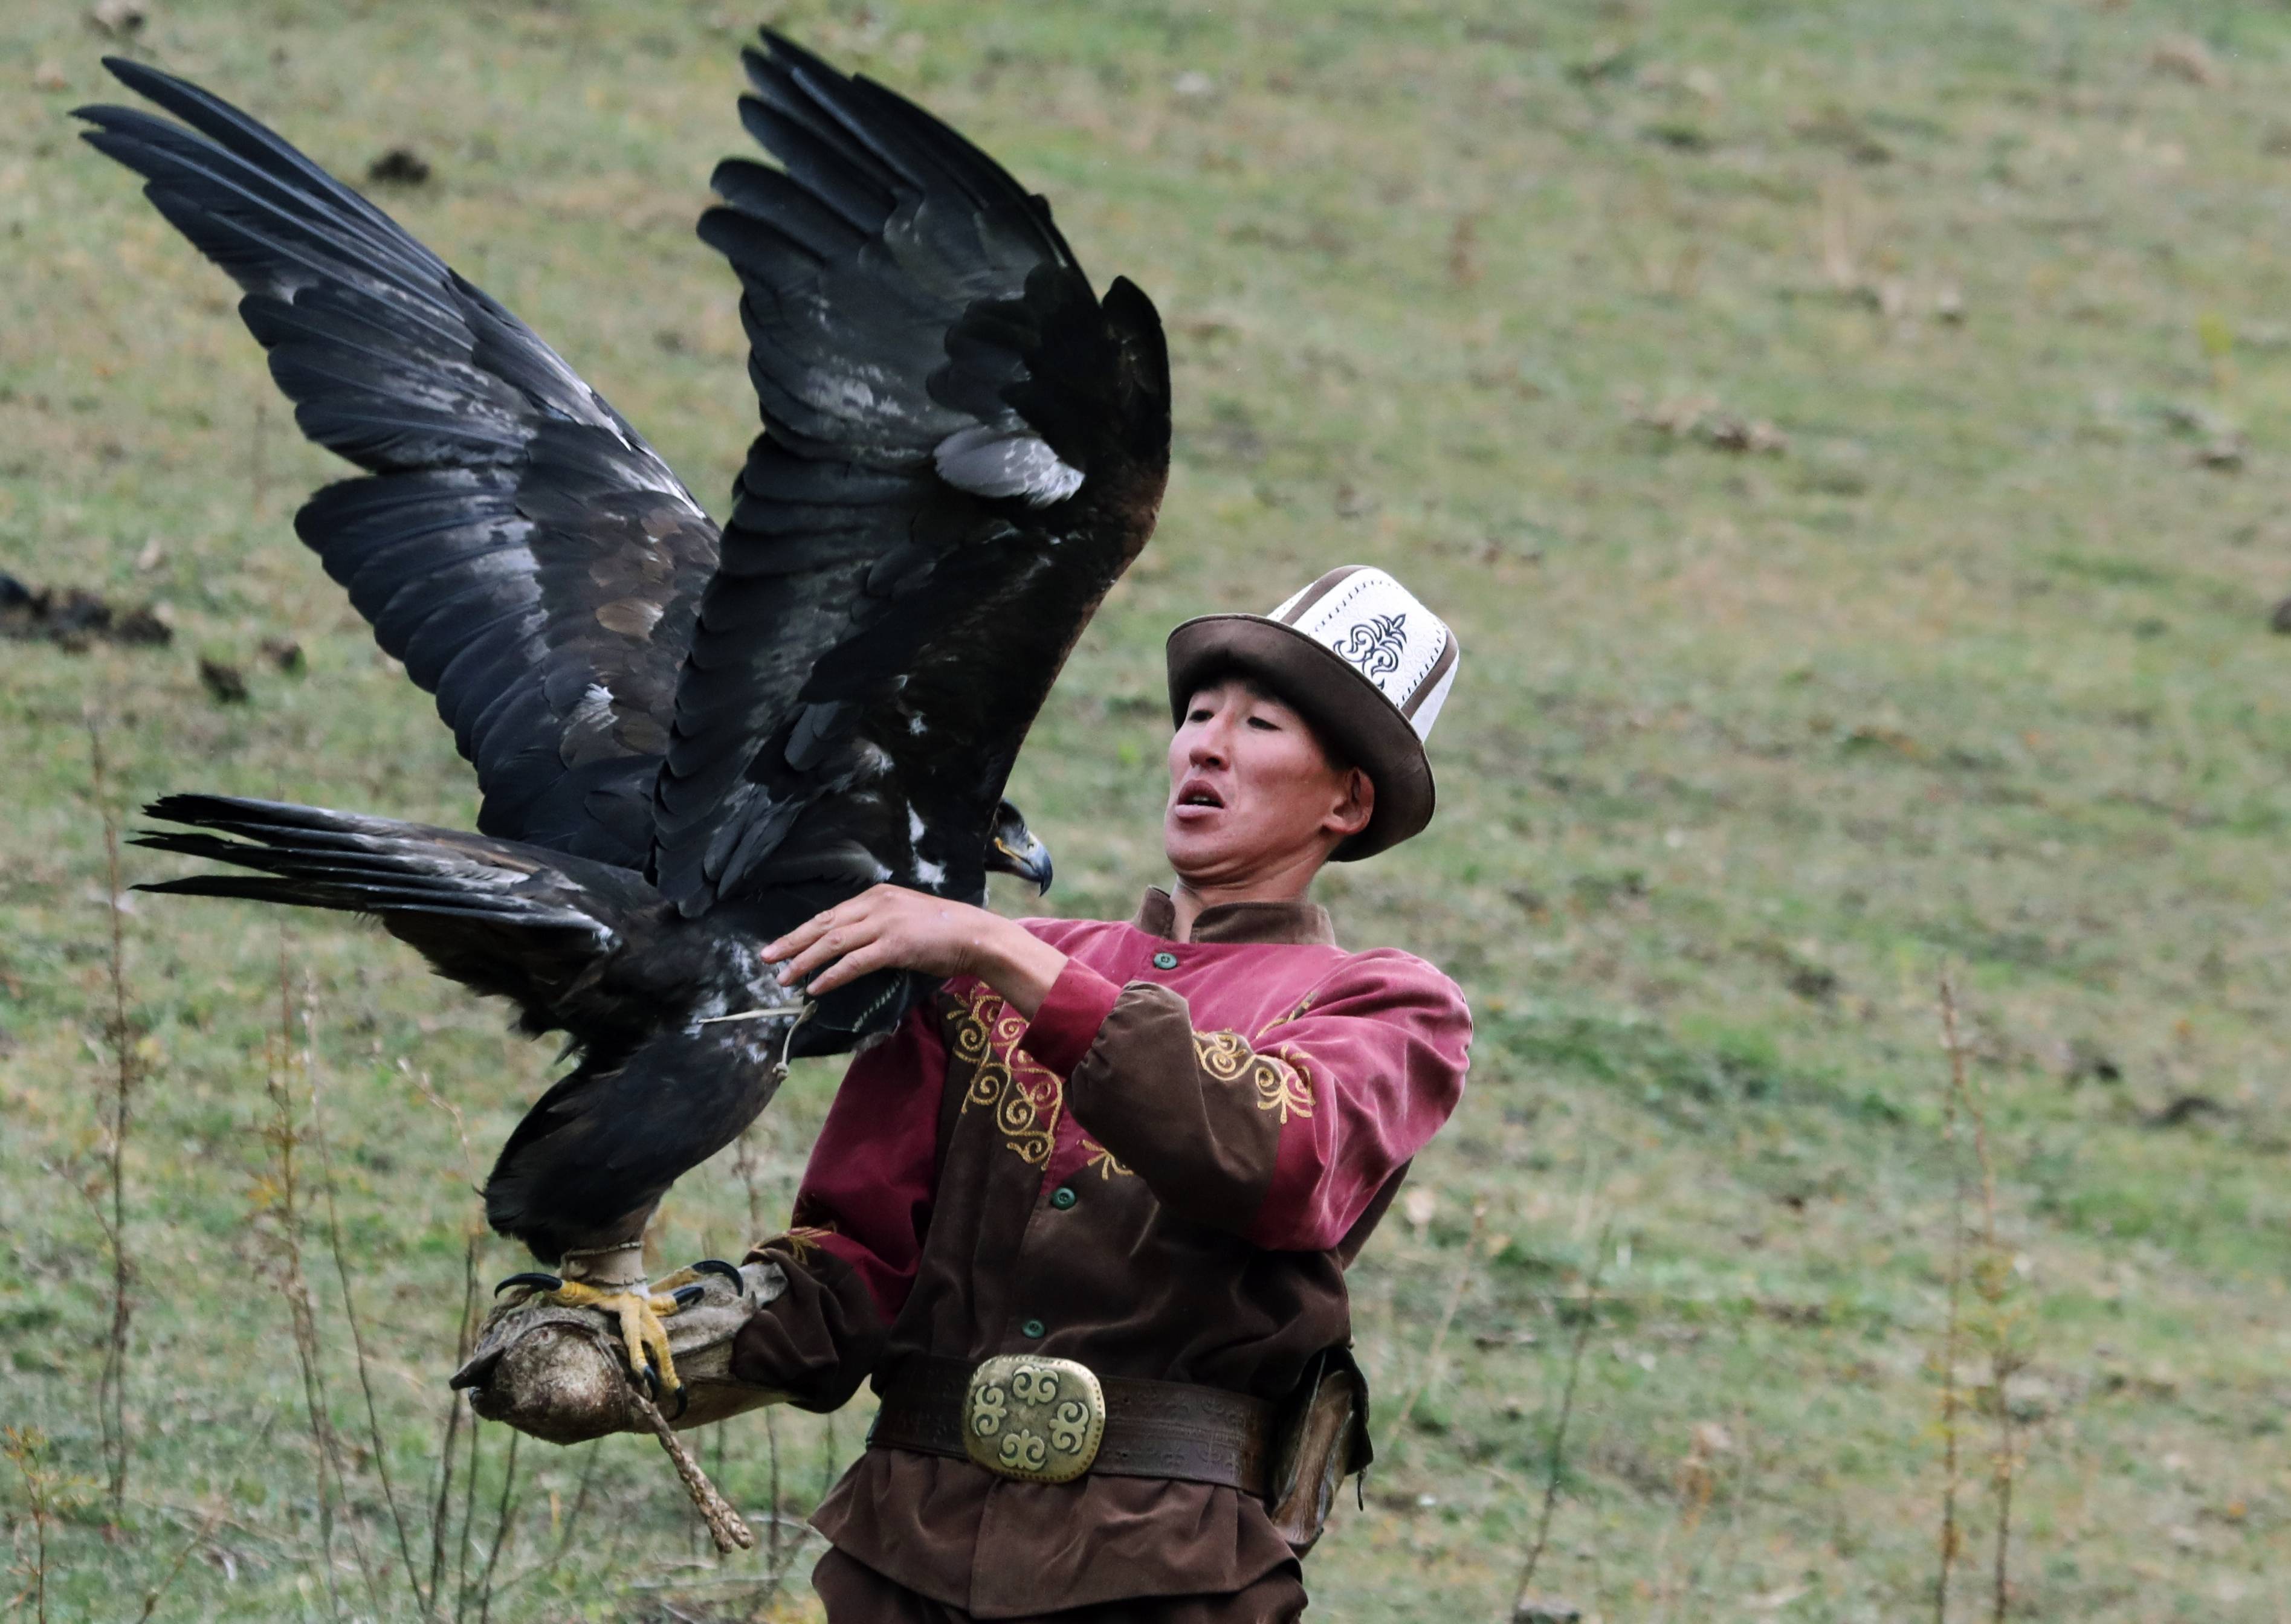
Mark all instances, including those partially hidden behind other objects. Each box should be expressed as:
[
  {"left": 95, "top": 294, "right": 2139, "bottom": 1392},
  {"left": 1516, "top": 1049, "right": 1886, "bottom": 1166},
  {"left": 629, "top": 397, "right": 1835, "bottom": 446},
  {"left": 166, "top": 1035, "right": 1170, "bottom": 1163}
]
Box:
[{"left": 970, "top": 915, "right": 1069, "bottom": 1020}]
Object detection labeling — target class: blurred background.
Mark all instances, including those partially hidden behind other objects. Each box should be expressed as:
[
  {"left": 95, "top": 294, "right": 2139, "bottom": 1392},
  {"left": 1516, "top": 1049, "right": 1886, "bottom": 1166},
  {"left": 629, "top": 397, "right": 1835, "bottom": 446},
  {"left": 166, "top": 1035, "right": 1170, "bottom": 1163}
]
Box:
[{"left": 2, "top": 1, "right": 2286, "bottom": 1619}]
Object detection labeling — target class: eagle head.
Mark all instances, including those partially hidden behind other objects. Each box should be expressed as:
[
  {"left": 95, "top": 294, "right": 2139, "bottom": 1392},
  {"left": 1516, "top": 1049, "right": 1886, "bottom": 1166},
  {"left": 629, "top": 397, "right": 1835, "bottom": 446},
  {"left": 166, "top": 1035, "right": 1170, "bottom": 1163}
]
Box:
[{"left": 985, "top": 800, "right": 1053, "bottom": 895}]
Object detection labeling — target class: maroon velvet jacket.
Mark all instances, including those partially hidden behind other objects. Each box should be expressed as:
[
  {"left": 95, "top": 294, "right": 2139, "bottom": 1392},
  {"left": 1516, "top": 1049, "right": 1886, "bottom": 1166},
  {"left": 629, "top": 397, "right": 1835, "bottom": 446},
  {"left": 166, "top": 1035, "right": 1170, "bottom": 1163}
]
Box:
[{"left": 731, "top": 888, "right": 1472, "bottom": 1617}]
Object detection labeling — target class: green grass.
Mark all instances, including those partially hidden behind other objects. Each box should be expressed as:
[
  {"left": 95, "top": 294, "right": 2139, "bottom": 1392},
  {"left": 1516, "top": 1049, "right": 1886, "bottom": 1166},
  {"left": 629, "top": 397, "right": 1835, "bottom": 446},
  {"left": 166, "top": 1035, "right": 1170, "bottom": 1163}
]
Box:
[{"left": 5, "top": 0, "right": 2291, "bottom": 1617}]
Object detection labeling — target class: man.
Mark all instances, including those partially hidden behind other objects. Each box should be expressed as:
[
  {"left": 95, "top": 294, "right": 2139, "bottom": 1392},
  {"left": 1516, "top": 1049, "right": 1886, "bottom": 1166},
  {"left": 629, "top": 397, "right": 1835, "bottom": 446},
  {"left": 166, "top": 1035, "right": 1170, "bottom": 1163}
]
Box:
[{"left": 732, "top": 564, "right": 1472, "bottom": 1620}]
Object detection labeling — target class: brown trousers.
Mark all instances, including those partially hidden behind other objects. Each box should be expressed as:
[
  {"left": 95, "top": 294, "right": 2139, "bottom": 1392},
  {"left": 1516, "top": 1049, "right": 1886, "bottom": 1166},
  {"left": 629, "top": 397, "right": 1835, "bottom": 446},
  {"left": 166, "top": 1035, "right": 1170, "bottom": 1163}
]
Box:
[{"left": 813, "top": 1549, "right": 1308, "bottom": 1623}]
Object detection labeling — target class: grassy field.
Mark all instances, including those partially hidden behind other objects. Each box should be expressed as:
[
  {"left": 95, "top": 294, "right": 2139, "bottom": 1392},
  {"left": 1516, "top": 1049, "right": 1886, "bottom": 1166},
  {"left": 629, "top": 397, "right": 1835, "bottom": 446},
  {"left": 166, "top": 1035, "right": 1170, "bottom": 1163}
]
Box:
[{"left": 5, "top": 0, "right": 2290, "bottom": 1617}]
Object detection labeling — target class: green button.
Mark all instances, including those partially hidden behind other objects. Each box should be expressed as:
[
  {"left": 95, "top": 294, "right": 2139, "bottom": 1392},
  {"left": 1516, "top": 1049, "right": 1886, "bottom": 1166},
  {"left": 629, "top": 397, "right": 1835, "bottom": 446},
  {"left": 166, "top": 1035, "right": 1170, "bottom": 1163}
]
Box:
[
  {"left": 1020, "top": 1318, "right": 1046, "bottom": 1339},
  {"left": 1050, "top": 1186, "right": 1078, "bottom": 1210},
  {"left": 1152, "top": 951, "right": 1178, "bottom": 970}
]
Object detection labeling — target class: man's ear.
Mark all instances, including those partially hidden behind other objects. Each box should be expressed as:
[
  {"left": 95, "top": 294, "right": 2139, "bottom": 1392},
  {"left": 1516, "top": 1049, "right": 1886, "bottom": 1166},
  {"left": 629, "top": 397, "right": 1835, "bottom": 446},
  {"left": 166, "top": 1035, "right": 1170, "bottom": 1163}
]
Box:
[{"left": 1324, "top": 767, "right": 1375, "bottom": 840}]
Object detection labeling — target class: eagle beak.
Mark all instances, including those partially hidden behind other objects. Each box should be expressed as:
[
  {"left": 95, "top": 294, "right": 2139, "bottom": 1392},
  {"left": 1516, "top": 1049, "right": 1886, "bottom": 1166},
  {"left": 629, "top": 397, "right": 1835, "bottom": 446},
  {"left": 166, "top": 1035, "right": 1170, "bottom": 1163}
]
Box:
[{"left": 994, "top": 834, "right": 1053, "bottom": 895}]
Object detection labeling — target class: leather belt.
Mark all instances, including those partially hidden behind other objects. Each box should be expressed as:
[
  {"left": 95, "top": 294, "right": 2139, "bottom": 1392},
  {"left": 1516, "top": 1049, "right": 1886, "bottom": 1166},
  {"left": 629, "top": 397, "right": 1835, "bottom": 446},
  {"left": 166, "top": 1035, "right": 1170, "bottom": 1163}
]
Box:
[{"left": 871, "top": 1355, "right": 1273, "bottom": 1496}]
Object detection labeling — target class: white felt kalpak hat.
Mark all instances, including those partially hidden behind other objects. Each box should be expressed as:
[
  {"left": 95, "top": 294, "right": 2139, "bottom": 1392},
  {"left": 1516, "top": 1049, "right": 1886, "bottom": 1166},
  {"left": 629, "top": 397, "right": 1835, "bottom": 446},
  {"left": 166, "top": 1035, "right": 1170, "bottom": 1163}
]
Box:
[{"left": 1165, "top": 565, "right": 1459, "bottom": 860}]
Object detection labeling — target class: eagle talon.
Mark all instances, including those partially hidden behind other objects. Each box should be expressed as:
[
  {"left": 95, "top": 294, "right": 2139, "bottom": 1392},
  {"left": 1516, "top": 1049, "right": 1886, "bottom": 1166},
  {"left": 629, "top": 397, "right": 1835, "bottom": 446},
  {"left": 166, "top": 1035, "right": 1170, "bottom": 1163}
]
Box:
[
  {"left": 671, "top": 1283, "right": 707, "bottom": 1309},
  {"left": 691, "top": 1258, "right": 745, "bottom": 1286},
  {"left": 494, "top": 1275, "right": 690, "bottom": 1402}
]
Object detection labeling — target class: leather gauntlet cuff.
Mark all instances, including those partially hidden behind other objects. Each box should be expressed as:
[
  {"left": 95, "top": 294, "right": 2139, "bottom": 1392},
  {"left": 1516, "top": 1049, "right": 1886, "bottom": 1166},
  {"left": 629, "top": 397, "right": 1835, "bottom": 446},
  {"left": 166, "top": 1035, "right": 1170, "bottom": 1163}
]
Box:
[{"left": 449, "top": 1260, "right": 789, "bottom": 1445}]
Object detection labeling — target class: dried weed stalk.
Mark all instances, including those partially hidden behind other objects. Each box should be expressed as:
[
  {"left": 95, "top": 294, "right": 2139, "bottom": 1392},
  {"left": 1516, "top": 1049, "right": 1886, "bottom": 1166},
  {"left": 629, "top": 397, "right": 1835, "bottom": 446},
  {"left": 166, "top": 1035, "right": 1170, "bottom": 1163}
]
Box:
[
  {"left": 1390, "top": 1198, "right": 1488, "bottom": 1435},
  {"left": 1508, "top": 1218, "right": 1614, "bottom": 1619},
  {"left": 763, "top": 1405, "right": 802, "bottom": 1604},
  {"left": 255, "top": 935, "right": 381, "bottom": 1620},
  {"left": 490, "top": 1439, "right": 599, "bottom": 1603},
  {"left": 1653, "top": 1411, "right": 1757, "bottom": 1623},
  {"left": 132, "top": 1501, "right": 227, "bottom": 1623},
  {"left": 732, "top": 1120, "right": 770, "bottom": 1244},
  {"left": 413, "top": 1057, "right": 492, "bottom": 1623},
  {"left": 424, "top": 1239, "right": 483, "bottom": 1619},
  {"left": 4, "top": 1428, "right": 71, "bottom": 1624},
  {"left": 1936, "top": 969, "right": 2032, "bottom": 1623},
  {"left": 473, "top": 1431, "right": 522, "bottom": 1624},
  {"left": 1935, "top": 971, "right": 1970, "bottom": 1622},
  {"left": 85, "top": 723, "right": 142, "bottom": 1526},
  {"left": 1648, "top": 1416, "right": 1739, "bottom": 1623},
  {"left": 305, "top": 991, "right": 425, "bottom": 1605},
  {"left": 734, "top": 1118, "right": 805, "bottom": 1599}
]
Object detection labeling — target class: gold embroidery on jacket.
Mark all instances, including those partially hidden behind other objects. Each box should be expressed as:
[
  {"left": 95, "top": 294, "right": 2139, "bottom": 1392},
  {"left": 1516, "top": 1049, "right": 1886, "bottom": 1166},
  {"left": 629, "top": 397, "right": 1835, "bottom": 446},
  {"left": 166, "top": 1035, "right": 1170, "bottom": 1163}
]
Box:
[
  {"left": 1256, "top": 1047, "right": 1316, "bottom": 1123},
  {"left": 1081, "top": 1138, "right": 1133, "bottom": 1179},
  {"left": 774, "top": 1223, "right": 837, "bottom": 1265},
  {"left": 949, "top": 982, "right": 1061, "bottom": 1167},
  {"left": 1192, "top": 1030, "right": 1316, "bottom": 1124},
  {"left": 1257, "top": 994, "right": 1314, "bottom": 1040},
  {"left": 1192, "top": 1028, "right": 1252, "bottom": 1080}
]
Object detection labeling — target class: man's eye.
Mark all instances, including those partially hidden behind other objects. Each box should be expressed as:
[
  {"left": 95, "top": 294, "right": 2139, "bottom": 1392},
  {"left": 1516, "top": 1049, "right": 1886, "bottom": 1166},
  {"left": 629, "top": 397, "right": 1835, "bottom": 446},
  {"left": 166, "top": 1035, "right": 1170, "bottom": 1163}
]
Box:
[
  {"left": 1188, "top": 707, "right": 1213, "bottom": 723},
  {"left": 1247, "top": 715, "right": 1278, "bottom": 730}
]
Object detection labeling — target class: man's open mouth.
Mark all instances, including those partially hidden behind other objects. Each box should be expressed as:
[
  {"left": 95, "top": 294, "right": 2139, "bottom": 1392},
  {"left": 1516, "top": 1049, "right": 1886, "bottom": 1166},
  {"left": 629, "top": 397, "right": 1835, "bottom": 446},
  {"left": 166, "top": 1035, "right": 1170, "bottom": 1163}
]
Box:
[{"left": 1175, "top": 780, "right": 1224, "bottom": 810}]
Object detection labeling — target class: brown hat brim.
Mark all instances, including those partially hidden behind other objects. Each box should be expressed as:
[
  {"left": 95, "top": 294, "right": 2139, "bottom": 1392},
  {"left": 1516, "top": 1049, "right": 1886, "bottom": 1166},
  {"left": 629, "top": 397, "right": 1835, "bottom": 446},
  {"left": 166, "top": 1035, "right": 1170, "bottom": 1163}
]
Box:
[{"left": 1165, "top": 613, "right": 1434, "bottom": 861}]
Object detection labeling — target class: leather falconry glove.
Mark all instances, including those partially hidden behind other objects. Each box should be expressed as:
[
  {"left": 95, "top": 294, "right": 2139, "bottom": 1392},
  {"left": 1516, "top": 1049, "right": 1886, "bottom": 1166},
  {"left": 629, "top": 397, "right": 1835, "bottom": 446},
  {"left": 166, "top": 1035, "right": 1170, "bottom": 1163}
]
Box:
[{"left": 451, "top": 1256, "right": 787, "bottom": 1444}]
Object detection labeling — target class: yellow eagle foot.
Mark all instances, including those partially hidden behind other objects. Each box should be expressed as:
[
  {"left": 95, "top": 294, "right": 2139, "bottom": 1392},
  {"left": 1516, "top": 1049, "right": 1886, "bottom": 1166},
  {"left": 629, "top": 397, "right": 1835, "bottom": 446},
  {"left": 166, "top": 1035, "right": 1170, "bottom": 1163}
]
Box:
[{"left": 493, "top": 1260, "right": 740, "bottom": 1417}]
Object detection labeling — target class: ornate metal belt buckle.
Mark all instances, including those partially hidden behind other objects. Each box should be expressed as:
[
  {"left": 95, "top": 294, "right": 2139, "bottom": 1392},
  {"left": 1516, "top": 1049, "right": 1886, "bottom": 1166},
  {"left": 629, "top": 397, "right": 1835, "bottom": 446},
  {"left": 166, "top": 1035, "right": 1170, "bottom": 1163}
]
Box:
[{"left": 963, "top": 1354, "right": 1105, "bottom": 1484}]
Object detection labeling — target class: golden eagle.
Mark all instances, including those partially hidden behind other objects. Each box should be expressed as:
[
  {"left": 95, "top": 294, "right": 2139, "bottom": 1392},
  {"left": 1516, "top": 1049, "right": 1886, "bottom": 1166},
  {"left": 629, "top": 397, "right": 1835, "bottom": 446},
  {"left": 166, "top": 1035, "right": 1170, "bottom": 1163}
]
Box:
[{"left": 79, "top": 34, "right": 1169, "bottom": 1394}]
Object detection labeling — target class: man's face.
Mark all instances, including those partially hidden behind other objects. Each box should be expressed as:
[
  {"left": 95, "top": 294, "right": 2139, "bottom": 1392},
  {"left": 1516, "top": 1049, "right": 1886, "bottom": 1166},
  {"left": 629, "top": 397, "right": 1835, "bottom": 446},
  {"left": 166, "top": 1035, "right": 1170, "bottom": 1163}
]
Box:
[{"left": 1163, "top": 678, "right": 1371, "bottom": 884}]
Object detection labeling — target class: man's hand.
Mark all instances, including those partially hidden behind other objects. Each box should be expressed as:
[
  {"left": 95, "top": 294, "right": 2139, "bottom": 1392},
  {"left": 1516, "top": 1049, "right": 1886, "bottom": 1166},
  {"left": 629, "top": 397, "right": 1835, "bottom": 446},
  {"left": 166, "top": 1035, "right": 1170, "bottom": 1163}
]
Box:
[{"left": 765, "top": 886, "right": 1069, "bottom": 1019}]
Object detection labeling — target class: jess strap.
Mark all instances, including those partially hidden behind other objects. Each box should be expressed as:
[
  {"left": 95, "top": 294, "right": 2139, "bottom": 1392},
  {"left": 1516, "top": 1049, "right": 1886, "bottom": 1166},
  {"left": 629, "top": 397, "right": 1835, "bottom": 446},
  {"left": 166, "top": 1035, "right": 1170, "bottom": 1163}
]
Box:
[{"left": 870, "top": 1355, "right": 1274, "bottom": 1496}]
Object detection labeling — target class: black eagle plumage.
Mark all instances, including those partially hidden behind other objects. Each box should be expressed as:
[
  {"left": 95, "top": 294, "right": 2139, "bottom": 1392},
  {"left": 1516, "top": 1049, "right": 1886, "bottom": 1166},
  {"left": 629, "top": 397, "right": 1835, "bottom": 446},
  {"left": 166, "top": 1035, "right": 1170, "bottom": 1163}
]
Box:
[{"left": 80, "top": 35, "right": 1169, "bottom": 1266}]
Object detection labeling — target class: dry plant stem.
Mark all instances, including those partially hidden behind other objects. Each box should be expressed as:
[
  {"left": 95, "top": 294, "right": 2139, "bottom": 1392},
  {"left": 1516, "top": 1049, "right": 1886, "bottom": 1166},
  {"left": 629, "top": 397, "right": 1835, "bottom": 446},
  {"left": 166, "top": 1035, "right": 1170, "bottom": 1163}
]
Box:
[
  {"left": 455, "top": 1391, "right": 483, "bottom": 1623},
  {"left": 765, "top": 1406, "right": 787, "bottom": 1602},
  {"left": 408, "top": 1060, "right": 483, "bottom": 1193},
  {"left": 1940, "top": 969, "right": 2021, "bottom": 1624},
  {"left": 1649, "top": 1415, "right": 1733, "bottom": 1624},
  {"left": 709, "top": 1371, "right": 726, "bottom": 1548},
  {"left": 86, "top": 723, "right": 138, "bottom": 1527},
  {"left": 425, "top": 1388, "right": 462, "bottom": 1619},
  {"left": 1964, "top": 1075, "right": 2015, "bottom": 1624},
  {"left": 132, "top": 1503, "right": 227, "bottom": 1623},
  {"left": 427, "top": 1238, "right": 482, "bottom": 1619},
  {"left": 1508, "top": 1218, "right": 1614, "bottom": 1618},
  {"left": 1936, "top": 970, "right": 1969, "bottom": 1624},
  {"left": 735, "top": 1118, "right": 789, "bottom": 1600},
  {"left": 306, "top": 997, "right": 425, "bottom": 1607},
  {"left": 628, "top": 1384, "right": 757, "bottom": 1555},
  {"left": 1992, "top": 1432, "right": 2015, "bottom": 1624},
  {"left": 563, "top": 1440, "right": 601, "bottom": 1561},
  {"left": 4, "top": 1429, "right": 52, "bottom": 1624},
  {"left": 1390, "top": 1199, "right": 1488, "bottom": 1436},
  {"left": 263, "top": 938, "right": 347, "bottom": 1623},
  {"left": 474, "top": 1429, "right": 522, "bottom": 1624},
  {"left": 1675, "top": 1408, "right": 1757, "bottom": 1611},
  {"left": 732, "top": 1121, "right": 769, "bottom": 1238},
  {"left": 492, "top": 1439, "right": 601, "bottom": 1602},
  {"left": 292, "top": 982, "right": 387, "bottom": 1621}
]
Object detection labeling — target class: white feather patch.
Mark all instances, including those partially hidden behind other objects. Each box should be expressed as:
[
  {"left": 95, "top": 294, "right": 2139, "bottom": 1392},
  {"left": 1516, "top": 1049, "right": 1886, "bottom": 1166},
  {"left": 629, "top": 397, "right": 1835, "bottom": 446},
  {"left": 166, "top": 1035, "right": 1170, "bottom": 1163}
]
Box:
[
  {"left": 934, "top": 424, "right": 1085, "bottom": 507},
  {"left": 569, "top": 682, "right": 615, "bottom": 729}
]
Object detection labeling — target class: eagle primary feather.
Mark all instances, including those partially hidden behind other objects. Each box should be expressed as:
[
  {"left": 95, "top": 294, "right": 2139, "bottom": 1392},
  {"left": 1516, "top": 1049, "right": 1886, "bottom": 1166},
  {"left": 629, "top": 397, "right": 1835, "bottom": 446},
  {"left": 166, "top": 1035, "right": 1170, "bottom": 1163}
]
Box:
[
  {"left": 652, "top": 37, "right": 1171, "bottom": 1054},
  {"left": 76, "top": 58, "right": 719, "bottom": 871},
  {"left": 84, "top": 32, "right": 1168, "bottom": 1269}
]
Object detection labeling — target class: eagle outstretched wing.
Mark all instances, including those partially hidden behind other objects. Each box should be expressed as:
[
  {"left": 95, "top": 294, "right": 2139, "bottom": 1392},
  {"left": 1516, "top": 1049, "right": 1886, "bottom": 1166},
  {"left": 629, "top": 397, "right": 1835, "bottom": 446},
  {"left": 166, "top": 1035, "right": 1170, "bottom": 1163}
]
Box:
[
  {"left": 76, "top": 60, "right": 720, "bottom": 871},
  {"left": 88, "top": 35, "right": 1169, "bottom": 1272},
  {"left": 652, "top": 34, "right": 1171, "bottom": 964}
]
